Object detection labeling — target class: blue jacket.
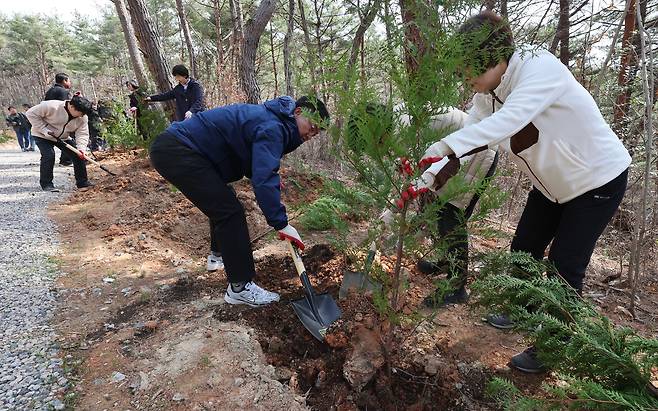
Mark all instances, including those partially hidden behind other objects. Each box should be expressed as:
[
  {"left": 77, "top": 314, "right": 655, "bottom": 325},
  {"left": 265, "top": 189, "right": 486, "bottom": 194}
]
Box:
[
  {"left": 166, "top": 96, "right": 303, "bottom": 230},
  {"left": 149, "top": 78, "right": 205, "bottom": 121}
]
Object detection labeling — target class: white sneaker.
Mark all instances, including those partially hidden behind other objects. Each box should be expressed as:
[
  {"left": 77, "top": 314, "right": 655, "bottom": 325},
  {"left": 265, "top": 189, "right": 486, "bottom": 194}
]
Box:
[
  {"left": 207, "top": 255, "right": 224, "bottom": 271},
  {"left": 224, "top": 282, "right": 280, "bottom": 307}
]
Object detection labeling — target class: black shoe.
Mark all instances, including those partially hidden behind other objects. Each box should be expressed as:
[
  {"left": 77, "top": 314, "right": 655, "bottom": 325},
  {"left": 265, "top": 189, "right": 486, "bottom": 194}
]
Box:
[
  {"left": 423, "top": 286, "right": 468, "bottom": 308},
  {"left": 510, "top": 346, "right": 546, "bottom": 373},
  {"left": 77, "top": 181, "right": 94, "bottom": 189},
  {"left": 417, "top": 259, "right": 448, "bottom": 275},
  {"left": 59, "top": 161, "right": 73, "bottom": 167},
  {"left": 486, "top": 313, "right": 515, "bottom": 329},
  {"left": 42, "top": 185, "right": 60, "bottom": 192}
]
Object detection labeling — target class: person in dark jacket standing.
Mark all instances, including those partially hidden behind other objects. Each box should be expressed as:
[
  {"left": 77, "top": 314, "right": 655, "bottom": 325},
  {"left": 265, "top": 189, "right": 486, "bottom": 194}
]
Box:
[
  {"left": 126, "top": 80, "right": 148, "bottom": 139},
  {"left": 5, "top": 106, "right": 31, "bottom": 151},
  {"left": 44, "top": 73, "right": 72, "bottom": 101},
  {"left": 145, "top": 65, "right": 205, "bottom": 121},
  {"left": 44, "top": 73, "right": 74, "bottom": 165},
  {"left": 150, "top": 96, "right": 329, "bottom": 307}
]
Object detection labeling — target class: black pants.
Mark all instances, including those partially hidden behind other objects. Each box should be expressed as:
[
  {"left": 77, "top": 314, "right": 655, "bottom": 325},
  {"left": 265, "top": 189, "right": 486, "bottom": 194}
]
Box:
[
  {"left": 511, "top": 169, "right": 628, "bottom": 291},
  {"left": 434, "top": 152, "right": 499, "bottom": 288},
  {"left": 436, "top": 203, "right": 468, "bottom": 288},
  {"left": 150, "top": 132, "right": 253, "bottom": 283},
  {"left": 35, "top": 137, "right": 89, "bottom": 188},
  {"left": 59, "top": 134, "right": 75, "bottom": 165}
]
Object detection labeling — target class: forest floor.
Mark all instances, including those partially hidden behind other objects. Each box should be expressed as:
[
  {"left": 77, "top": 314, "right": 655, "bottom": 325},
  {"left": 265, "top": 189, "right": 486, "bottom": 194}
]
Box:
[{"left": 48, "top": 149, "right": 658, "bottom": 410}]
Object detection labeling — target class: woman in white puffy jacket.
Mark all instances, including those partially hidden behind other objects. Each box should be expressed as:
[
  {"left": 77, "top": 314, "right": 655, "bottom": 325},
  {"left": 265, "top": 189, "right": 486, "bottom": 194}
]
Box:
[{"left": 422, "top": 11, "right": 630, "bottom": 373}]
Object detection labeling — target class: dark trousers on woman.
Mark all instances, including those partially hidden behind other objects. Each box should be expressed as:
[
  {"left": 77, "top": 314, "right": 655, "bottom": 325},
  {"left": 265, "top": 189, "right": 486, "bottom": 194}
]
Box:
[
  {"left": 150, "top": 132, "right": 254, "bottom": 283},
  {"left": 434, "top": 152, "right": 499, "bottom": 288},
  {"left": 34, "top": 137, "right": 89, "bottom": 188},
  {"left": 510, "top": 170, "right": 628, "bottom": 291}
]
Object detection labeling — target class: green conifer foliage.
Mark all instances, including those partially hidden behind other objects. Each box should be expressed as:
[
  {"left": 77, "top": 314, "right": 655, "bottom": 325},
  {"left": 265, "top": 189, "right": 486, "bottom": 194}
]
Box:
[{"left": 472, "top": 251, "right": 658, "bottom": 410}]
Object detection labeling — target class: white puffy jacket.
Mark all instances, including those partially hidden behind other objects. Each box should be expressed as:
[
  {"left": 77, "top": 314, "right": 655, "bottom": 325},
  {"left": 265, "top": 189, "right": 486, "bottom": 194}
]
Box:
[{"left": 437, "top": 47, "right": 631, "bottom": 203}]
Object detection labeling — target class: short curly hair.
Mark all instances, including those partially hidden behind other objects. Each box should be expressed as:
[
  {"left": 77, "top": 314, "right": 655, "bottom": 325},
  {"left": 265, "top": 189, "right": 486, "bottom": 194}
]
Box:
[
  {"left": 69, "top": 95, "right": 93, "bottom": 116},
  {"left": 456, "top": 11, "right": 514, "bottom": 75}
]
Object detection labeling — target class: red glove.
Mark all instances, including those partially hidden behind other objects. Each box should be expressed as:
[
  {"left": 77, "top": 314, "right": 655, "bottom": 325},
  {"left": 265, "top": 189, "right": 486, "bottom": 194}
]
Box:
[
  {"left": 278, "top": 224, "right": 304, "bottom": 250},
  {"left": 417, "top": 156, "right": 443, "bottom": 170}
]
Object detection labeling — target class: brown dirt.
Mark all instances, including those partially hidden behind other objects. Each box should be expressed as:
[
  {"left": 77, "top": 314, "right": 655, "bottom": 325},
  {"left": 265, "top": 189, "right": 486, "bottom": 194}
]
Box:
[{"left": 48, "top": 149, "right": 658, "bottom": 410}]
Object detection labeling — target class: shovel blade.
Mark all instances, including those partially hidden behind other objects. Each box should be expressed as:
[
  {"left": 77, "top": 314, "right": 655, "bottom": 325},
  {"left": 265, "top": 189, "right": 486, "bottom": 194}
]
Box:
[
  {"left": 339, "top": 271, "right": 382, "bottom": 299},
  {"left": 291, "top": 293, "right": 341, "bottom": 341}
]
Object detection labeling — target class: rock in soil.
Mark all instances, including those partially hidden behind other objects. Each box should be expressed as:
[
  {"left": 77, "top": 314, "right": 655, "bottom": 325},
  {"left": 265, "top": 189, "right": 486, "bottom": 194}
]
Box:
[{"left": 343, "top": 326, "right": 385, "bottom": 391}]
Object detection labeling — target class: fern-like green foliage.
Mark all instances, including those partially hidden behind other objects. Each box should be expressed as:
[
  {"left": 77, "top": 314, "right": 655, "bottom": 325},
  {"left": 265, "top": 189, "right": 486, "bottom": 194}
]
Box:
[
  {"left": 472, "top": 251, "right": 658, "bottom": 410},
  {"left": 298, "top": 196, "right": 350, "bottom": 231}
]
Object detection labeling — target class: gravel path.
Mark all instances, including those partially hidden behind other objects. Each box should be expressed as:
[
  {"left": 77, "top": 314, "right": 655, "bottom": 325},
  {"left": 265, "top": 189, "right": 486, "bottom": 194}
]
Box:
[{"left": 0, "top": 145, "right": 73, "bottom": 410}]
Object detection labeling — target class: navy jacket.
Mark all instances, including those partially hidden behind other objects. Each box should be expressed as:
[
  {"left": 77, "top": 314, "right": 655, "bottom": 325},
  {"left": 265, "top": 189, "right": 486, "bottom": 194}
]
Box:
[
  {"left": 166, "top": 96, "right": 303, "bottom": 230},
  {"left": 44, "top": 84, "right": 71, "bottom": 101},
  {"left": 149, "top": 78, "right": 205, "bottom": 121}
]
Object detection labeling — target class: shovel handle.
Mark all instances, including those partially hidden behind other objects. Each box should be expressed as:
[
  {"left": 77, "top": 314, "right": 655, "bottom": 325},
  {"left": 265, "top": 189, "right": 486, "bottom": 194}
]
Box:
[
  {"left": 285, "top": 240, "right": 316, "bottom": 299},
  {"left": 286, "top": 240, "right": 306, "bottom": 276},
  {"left": 61, "top": 141, "right": 115, "bottom": 176}
]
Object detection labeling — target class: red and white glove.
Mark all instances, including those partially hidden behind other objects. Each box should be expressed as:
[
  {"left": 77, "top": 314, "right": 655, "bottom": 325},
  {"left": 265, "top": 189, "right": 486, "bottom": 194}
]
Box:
[
  {"left": 278, "top": 224, "right": 304, "bottom": 250},
  {"left": 129, "top": 107, "right": 137, "bottom": 114},
  {"left": 422, "top": 140, "right": 453, "bottom": 162},
  {"left": 394, "top": 157, "right": 445, "bottom": 209}
]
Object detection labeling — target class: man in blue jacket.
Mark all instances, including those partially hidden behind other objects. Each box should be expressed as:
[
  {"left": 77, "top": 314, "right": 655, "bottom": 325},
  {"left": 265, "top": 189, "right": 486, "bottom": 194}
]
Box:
[
  {"left": 145, "top": 65, "right": 205, "bottom": 121},
  {"left": 150, "top": 96, "right": 329, "bottom": 307}
]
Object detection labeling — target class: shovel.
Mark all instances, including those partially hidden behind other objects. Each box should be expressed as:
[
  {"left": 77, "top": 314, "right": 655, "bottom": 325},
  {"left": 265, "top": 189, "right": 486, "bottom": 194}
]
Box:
[
  {"left": 60, "top": 139, "right": 117, "bottom": 176},
  {"left": 286, "top": 240, "right": 341, "bottom": 341},
  {"left": 339, "top": 241, "right": 382, "bottom": 299}
]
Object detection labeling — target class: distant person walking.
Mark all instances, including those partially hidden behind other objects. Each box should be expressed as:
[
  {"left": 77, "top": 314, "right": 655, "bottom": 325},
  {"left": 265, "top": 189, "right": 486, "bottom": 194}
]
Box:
[
  {"left": 5, "top": 106, "right": 31, "bottom": 151},
  {"left": 21, "top": 104, "right": 35, "bottom": 151}
]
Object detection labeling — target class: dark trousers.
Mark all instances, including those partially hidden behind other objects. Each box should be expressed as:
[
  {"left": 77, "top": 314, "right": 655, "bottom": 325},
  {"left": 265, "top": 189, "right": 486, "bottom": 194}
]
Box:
[
  {"left": 59, "top": 134, "right": 75, "bottom": 165},
  {"left": 434, "top": 152, "right": 499, "bottom": 288},
  {"left": 209, "top": 219, "right": 221, "bottom": 255},
  {"left": 511, "top": 170, "right": 628, "bottom": 291},
  {"left": 436, "top": 203, "right": 468, "bottom": 288},
  {"left": 15, "top": 128, "right": 30, "bottom": 149},
  {"left": 34, "top": 137, "right": 89, "bottom": 188},
  {"left": 150, "top": 132, "right": 254, "bottom": 283}
]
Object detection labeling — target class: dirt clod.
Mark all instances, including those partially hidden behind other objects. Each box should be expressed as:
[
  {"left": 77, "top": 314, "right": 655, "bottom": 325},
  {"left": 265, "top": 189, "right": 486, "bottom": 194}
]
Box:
[{"left": 343, "top": 326, "right": 385, "bottom": 391}]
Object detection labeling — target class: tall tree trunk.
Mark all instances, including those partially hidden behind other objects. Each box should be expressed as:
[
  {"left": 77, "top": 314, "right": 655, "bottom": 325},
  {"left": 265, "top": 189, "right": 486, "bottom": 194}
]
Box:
[
  {"left": 113, "top": 0, "right": 150, "bottom": 89},
  {"left": 214, "top": 0, "right": 224, "bottom": 66},
  {"left": 297, "top": 0, "right": 318, "bottom": 93},
  {"left": 311, "top": 0, "right": 330, "bottom": 101},
  {"left": 229, "top": 0, "right": 245, "bottom": 73},
  {"left": 613, "top": 0, "right": 637, "bottom": 132},
  {"left": 175, "top": 0, "right": 197, "bottom": 78},
  {"left": 558, "top": 0, "right": 570, "bottom": 66},
  {"left": 550, "top": 0, "right": 570, "bottom": 67},
  {"left": 283, "top": 0, "right": 295, "bottom": 96},
  {"left": 126, "top": 0, "right": 176, "bottom": 120},
  {"left": 399, "top": 0, "right": 428, "bottom": 76},
  {"left": 269, "top": 21, "right": 279, "bottom": 96},
  {"left": 382, "top": 0, "right": 394, "bottom": 98},
  {"left": 214, "top": 0, "right": 225, "bottom": 103},
  {"left": 500, "top": 0, "right": 508, "bottom": 18},
  {"left": 483, "top": 0, "right": 495, "bottom": 10},
  {"left": 239, "top": 0, "right": 276, "bottom": 103},
  {"left": 345, "top": 0, "right": 382, "bottom": 88}
]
